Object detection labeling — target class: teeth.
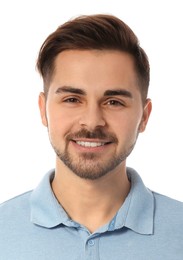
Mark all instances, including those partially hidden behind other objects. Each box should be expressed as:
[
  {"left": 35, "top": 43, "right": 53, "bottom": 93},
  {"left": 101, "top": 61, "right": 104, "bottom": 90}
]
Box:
[{"left": 76, "top": 141, "right": 105, "bottom": 147}]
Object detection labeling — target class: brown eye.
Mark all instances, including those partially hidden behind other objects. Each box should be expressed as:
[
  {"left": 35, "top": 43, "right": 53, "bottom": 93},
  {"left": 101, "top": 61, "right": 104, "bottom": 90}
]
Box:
[
  {"left": 64, "top": 98, "right": 79, "bottom": 103},
  {"left": 107, "top": 100, "right": 123, "bottom": 106}
]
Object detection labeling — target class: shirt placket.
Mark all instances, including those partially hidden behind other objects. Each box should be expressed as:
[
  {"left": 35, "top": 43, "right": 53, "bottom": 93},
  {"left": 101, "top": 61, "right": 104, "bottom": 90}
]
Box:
[{"left": 85, "top": 235, "right": 100, "bottom": 260}]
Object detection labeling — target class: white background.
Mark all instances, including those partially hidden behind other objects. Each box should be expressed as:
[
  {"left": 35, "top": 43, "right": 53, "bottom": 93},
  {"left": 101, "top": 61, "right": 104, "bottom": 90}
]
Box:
[{"left": 0, "top": 0, "right": 183, "bottom": 203}]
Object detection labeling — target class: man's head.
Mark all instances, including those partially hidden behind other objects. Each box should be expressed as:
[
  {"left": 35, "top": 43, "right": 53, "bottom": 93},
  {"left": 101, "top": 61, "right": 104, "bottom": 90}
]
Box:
[
  {"left": 38, "top": 14, "right": 152, "bottom": 180},
  {"left": 37, "top": 14, "right": 150, "bottom": 104}
]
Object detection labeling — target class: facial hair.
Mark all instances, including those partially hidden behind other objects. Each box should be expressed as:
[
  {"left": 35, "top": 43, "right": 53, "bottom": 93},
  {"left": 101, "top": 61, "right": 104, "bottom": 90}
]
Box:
[{"left": 50, "top": 128, "right": 137, "bottom": 180}]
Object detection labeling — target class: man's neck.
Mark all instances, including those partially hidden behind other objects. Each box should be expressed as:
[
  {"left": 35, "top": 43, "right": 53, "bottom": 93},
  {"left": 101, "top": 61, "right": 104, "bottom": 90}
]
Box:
[{"left": 51, "top": 161, "right": 130, "bottom": 233}]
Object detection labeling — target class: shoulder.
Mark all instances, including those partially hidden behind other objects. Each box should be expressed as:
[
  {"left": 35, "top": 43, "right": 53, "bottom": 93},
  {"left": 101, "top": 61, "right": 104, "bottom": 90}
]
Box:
[
  {"left": 153, "top": 191, "right": 183, "bottom": 211},
  {"left": 152, "top": 191, "right": 183, "bottom": 230},
  {"left": 0, "top": 190, "right": 32, "bottom": 220},
  {"left": 0, "top": 190, "right": 32, "bottom": 205}
]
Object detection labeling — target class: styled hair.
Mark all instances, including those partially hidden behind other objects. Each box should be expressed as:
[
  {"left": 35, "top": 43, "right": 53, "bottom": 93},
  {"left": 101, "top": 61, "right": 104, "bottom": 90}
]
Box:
[{"left": 36, "top": 14, "right": 150, "bottom": 102}]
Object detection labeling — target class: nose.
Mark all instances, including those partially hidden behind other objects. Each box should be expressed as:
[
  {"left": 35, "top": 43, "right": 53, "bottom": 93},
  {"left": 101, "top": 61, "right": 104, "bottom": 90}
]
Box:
[{"left": 79, "top": 103, "right": 106, "bottom": 130}]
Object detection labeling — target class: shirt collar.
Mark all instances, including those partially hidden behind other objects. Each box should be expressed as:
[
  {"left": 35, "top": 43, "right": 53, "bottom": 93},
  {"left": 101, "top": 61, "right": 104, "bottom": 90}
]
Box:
[
  {"left": 114, "top": 167, "right": 154, "bottom": 235},
  {"left": 30, "top": 169, "right": 67, "bottom": 228},
  {"left": 30, "top": 168, "right": 154, "bottom": 234}
]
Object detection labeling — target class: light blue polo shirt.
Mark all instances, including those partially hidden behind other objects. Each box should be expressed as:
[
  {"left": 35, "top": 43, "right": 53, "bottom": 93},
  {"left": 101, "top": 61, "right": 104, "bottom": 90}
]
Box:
[{"left": 0, "top": 168, "right": 183, "bottom": 259}]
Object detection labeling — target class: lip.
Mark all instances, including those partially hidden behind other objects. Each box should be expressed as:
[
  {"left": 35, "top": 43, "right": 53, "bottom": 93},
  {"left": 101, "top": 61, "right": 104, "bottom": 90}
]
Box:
[
  {"left": 70, "top": 139, "right": 112, "bottom": 152},
  {"left": 72, "top": 138, "right": 111, "bottom": 142}
]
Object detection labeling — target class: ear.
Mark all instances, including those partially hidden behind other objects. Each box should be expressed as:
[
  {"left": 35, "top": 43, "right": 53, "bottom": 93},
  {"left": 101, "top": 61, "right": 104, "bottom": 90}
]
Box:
[
  {"left": 38, "top": 92, "right": 48, "bottom": 127},
  {"left": 139, "top": 98, "right": 152, "bottom": 133}
]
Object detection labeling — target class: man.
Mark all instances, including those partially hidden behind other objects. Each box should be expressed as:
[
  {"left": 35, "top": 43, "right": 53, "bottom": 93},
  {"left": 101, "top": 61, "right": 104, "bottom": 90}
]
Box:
[{"left": 0, "top": 14, "right": 183, "bottom": 260}]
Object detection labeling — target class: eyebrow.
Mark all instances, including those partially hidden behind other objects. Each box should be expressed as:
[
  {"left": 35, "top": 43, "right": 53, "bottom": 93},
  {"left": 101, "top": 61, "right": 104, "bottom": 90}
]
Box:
[
  {"left": 55, "top": 86, "right": 133, "bottom": 98},
  {"left": 55, "top": 86, "right": 86, "bottom": 95},
  {"left": 104, "top": 89, "right": 133, "bottom": 98}
]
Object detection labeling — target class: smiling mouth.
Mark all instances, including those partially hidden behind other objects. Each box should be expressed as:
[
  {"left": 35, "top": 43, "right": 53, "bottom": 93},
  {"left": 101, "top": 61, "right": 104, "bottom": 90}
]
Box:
[{"left": 74, "top": 141, "right": 111, "bottom": 148}]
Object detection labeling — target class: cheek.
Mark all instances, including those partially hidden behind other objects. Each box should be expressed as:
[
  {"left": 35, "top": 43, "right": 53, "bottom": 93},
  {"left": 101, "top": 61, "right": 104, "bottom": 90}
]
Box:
[
  {"left": 112, "top": 113, "right": 141, "bottom": 130},
  {"left": 110, "top": 114, "right": 142, "bottom": 141},
  {"left": 46, "top": 108, "right": 78, "bottom": 138}
]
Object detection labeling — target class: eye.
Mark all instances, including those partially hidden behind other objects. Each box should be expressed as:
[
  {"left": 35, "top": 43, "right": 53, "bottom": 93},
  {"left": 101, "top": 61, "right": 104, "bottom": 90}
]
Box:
[
  {"left": 106, "top": 99, "right": 124, "bottom": 106},
  {"left": 64, "top": 97, "right": 80, "bottom": 103}
]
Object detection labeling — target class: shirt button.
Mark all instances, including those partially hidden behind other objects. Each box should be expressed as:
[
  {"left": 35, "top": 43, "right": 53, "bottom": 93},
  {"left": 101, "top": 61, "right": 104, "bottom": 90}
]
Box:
[{"left": 88, "top": 239, "right": 95, "bottom": 246}]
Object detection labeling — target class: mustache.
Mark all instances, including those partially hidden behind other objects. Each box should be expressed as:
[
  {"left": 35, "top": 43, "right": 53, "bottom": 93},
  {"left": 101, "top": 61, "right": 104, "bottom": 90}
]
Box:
[{"left": 67, "top": 128, "right": 118, "bottom": 143}]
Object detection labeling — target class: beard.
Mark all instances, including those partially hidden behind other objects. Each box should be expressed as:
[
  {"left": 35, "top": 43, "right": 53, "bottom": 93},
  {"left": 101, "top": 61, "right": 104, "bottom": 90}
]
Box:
[{"left": 50, "top": 128, "right": 136, "bottom": 180}]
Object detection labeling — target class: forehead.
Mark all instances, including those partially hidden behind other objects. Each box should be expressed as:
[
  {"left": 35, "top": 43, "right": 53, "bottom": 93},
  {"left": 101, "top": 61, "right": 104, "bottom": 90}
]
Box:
[{"left": 50, "top": 49, "right": 139, "bottom": 95}]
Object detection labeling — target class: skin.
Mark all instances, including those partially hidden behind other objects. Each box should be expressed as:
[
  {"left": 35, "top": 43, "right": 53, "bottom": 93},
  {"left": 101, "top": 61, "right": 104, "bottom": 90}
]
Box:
[{"left": 39, "top": 49, "right": 152, "bottom": 233}]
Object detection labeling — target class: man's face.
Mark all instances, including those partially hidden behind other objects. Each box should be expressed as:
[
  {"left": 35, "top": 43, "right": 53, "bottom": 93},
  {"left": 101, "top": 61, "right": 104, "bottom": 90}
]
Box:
[{"left": 39, "top": 50, "right": 151, "bottom": 180}]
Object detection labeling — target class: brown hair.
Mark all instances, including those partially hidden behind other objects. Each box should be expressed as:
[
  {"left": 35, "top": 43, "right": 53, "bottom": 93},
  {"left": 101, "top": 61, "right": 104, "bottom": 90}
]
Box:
[{"left": 36, "top": 14, "right": 150, "bottom": 102}]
